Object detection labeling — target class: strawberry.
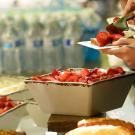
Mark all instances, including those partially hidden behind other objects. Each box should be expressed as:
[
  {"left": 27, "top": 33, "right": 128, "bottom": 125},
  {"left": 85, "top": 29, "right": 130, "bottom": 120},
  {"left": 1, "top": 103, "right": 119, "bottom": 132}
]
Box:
[
  {"left": 107, "top": 68, "right": 116, "bottom": 75},
  {"left": 40, "top": 76, "right": 58, "bottom": 81},
  {"left": 6, "top": 101, "right": 16, "bottom": 108},
  {"left": 96, "top": 32, "right": 112, "bottom": 46},
  {"left": 113, "top": 16, "right": 120, "bottom": 22},
  {"left": 114, "top": 67, "right": 125, "bottom": 74},
  {"left": 51, "top": 69, "right": 60, "bottom": 76},
  {"left": 0, "top": 101, "right": 5, "bottom": 108},
  {"left": 31, "top": 75, "right": 42, "bottom": 81},
  {"left": 78, "top": 77, "right": 88, "bottom": 83},
  {"left": 80, "top": 68, "right": 91, "bottom": 77},
  {"left": 0, "top": 96, "right": 9, "bottom": 102},
  {"left": 66, "top": 75, "right": 80, "bottom": 82},
  {"left": 111, "top": 34, "right": 122, "bottom": 41},
  {"left": 106, "top": 23, "right": 124, "bottom": 35},
  {"left": 57, "top": 71, "right": 72, "bottom": 82}
]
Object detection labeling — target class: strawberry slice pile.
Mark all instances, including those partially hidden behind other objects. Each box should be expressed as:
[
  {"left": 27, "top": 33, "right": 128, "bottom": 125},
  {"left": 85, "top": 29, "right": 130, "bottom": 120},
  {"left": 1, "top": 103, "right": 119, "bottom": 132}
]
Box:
[
  {"left": 95, "top": 16, "right": 124, "bottom": 47},
  {"left": 96, "top": 32, "right": 123, "bottom": 47},
  {"left": 0, "top": 96, "right": 19, "bottom": 115},
  {"left": 31, "top": 67, "right": 125, "bottom": 84}
]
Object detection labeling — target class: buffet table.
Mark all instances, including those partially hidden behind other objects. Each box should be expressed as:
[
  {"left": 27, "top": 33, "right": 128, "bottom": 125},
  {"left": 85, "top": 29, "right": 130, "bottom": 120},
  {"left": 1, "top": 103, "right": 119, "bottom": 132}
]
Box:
[
  {"left": 46, "top": 87, "right": 135, "bottom": 134},
  {"left": 0, "top": 75, "right": 135, "bottom": 135},
  {"left": 47, "top": 113, "right": 105, "bottom": 133}
]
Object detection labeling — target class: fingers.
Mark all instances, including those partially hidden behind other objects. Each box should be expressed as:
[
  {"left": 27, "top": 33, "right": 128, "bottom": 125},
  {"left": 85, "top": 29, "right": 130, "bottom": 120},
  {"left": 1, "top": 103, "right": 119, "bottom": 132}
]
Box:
[
  {"left": 101, "top": 46, "right": 130, "bottom": 58},
  {"left": 123, "top": 0, "right": 135, "bottom": 16},
  {"left": 101, "top": 48, "right": 122, "bottom": 55},
  {"left": 112, "top": 38, "right": 135, "bottom": 45}
]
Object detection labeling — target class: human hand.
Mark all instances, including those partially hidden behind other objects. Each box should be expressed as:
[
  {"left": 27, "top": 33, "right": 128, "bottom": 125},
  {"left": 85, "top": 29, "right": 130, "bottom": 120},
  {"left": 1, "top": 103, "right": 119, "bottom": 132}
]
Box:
[
  {"left": 120, "top": 0, "right": 135, "bottom": 24},
  {"left": 101, "top": 38, "right": 135, "bottom": 69}
]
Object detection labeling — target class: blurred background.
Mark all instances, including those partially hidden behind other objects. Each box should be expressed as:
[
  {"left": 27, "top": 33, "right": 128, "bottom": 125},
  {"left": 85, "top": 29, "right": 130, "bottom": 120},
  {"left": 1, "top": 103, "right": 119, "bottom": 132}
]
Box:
[{"left": 0, "top": 0, "right": 124, "bottom": 76}]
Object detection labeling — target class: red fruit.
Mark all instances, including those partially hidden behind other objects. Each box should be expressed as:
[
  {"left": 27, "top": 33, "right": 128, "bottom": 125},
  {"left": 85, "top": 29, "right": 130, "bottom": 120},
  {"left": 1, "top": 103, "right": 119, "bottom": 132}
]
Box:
[
  {"left": 0, "top": 96, "right": 9, "bottom": 102},
  {"left": 80, "top": 68, "right": 91, "bottom": 76},
  {"left": 3, "top": 106, "right": 10, "bottom": 112},
  {"left": 90, "top": 74, "right": 100, "bottom": 82},
  {"left": 106, "top": 24, "right": 124, "bottom": 35},
  {"left": 57, "top": 71, "right": 71, "bottom": 82},
  {"left": 113, "top": 16, "right": 120, "bottom": 22},
  {"left": 111, "top": 34, "right": 122, "bottom": 41},
  {"left": 0, "top": 101, "right": 5, "bottom": 108},
  {"left": 66, "top": 75, "right": 80, "bottom": 82},
  {"left": 107, "top": 68, "right": 117, "bottom": 75},
  {"left": 91, "top": 68, "right": 102, "bottom": 75},
  {"left": 31, "top": 75, "right": 45, "bottom": 81},
  {"left": 6, "top": 101, "right": 16, "bottom": 108},
  {"left": 40, "top": 76, "right": 58, "bottom": 81},
  {"left": 78, "top": 77, "right": 88, "bottom": 83},
  {"left": 51, "top": 69, "right": 60, "bottom": 76},
  {"left": 96, "top": 32, "right": 112, "bottom": 46},
  {"left": 114, "top": 67, "right": 125, "bottom": 74}
]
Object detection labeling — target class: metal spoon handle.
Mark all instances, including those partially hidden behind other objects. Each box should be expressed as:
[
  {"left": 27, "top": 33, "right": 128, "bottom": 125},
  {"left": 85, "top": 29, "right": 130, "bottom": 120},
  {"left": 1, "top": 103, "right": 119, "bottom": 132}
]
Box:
[{"left": 126, "top": 12, "right": 135, "bottom": 21}]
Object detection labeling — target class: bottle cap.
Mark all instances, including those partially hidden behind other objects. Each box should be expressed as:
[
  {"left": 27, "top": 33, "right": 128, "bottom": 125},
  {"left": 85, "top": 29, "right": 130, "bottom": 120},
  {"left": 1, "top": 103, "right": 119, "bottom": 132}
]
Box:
[
  {"left": 64, "top": 39, "right": 71, "bottom": 46},
  {"left": 15, "top": 40, "right": 25, "bottom": 47},
  {"left": 3, "top": 43, "right": 13, "bottom": 48}
]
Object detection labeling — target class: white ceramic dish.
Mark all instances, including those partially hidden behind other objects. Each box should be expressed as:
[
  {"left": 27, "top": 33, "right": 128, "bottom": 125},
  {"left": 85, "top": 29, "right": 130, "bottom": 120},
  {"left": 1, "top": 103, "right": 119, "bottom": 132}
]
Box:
[
  {"left": 25, "top": 69, "right": 135, "bottom": 116},
  {"left": 78, "top": 41, "right": 119, "bottom": 50},
  {"left": 0, "top": 102, "right": 27, "bottom": 129}
]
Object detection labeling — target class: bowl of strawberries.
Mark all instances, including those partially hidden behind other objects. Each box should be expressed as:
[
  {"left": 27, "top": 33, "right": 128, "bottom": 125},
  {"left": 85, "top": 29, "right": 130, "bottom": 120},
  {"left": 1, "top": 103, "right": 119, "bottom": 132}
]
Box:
[
  {"left": 0, "top": 96, "right": 26, "bottom": 129},
  {"left": 25, "top": 67, "right": 135, "bottom": 116}
]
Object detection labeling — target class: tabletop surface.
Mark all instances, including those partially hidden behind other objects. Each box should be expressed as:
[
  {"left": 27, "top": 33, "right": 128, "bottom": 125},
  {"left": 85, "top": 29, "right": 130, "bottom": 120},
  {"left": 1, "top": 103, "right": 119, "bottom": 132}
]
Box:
[{"left": 47, "top": 113, "right": 106, "bottom": 133}]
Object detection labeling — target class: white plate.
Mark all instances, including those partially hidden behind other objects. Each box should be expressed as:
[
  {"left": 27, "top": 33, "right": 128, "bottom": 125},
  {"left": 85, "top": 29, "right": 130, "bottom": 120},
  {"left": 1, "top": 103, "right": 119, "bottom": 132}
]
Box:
[{"left": 78, "top": 41, "right": 120, "bottom": 50}]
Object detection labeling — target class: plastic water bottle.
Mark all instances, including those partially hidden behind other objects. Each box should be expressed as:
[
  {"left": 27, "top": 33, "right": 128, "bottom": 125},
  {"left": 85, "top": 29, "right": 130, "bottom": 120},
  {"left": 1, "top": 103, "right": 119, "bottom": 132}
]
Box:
[
  {"left": 0, "top": 42, "right": 3, "bottom": 74},
  {"left": 63, "top": 39, "right": 84, "bottom": 68},
  {"left": 25, "top": 16, "right": 44, "bottom": 74},
  {"left": 43, "top": 17, "right": 63, "bottom": 73},
  {"left": 2, "top": 22, "right": 20, "bottom": 74},
  {"left": 2, "top": 42, "right": 17, "bottom": 74},
  {"left": 63, "top": 14, "right": 84, "bottom": 68},
  {"left": 32, "top": 39, "right": 44, "bottom": 73},
  {"left": 14, "top": 15, "right": 29, "bottom": 74},
  {"left": 14, "top": 39, "right": 26, "bottom": 74}
]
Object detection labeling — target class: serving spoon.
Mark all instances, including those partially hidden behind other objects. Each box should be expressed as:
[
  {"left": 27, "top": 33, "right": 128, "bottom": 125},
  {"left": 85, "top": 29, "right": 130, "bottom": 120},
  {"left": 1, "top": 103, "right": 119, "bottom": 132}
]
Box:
[{"left": 106, "top": 12, "right": 135, "bottom": 33}]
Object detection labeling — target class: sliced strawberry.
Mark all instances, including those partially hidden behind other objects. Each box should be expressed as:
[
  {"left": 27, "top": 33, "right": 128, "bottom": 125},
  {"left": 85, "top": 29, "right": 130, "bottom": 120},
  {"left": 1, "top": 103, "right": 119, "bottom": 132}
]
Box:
[
  {"left": 40, "top": 76, "right": 58, "bottom": 81},
  {"left": 0, "top": 101, "right": 5, "bottom": 108},
  {"left": 106, "top": 24, "right": 124, "bottom": 35},
  {"left": 51, "top": 69, "right": 60, "bottom": 76},
  {"left": 91, "top": 68, "right": 102, "bottom": 75},
  {"left": 66, "top": 75, "right": 80, "bottom": 82},
  {"left": 113, "top": 16, "right": 120, "bottom": 22},
  {"left": 31, "top": 75, "right": 43, "bottom": 81},
  {"left": 57, "top": 71, "right": 72, "bottom": 82},
  {"left": 111, "top": 34, "right": 122, "bottom": 41},
  {"left": 114, "top": 67, "right": 125, "bottom": 74},
  {"left": 0, "top": 96, "right": 9, "bottom": 102},
  {"left": 80, "top": 68, "right": 91, "bottom": 77},
  {"left": 6, "top": 101, "right": 16, "bottom": 108},
  {"left": 90, "top": 74, "right": 101, "bottom": 82},
  {"left": 78, "top": 77, "right": 88, "bottom": 83},
  {"left": 3, "top": 106, "right": 10, "bottom": 112},
  {"left": 107, "top": 68, "right": 116, "bottom": 75},
  {"left": 96, "top": 32, "right": 112, "bottom": 46}
]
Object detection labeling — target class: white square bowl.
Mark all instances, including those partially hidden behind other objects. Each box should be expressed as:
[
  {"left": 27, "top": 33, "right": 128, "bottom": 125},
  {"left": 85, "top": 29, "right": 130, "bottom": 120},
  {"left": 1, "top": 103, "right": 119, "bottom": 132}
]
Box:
[
  {"left": 0, "top": 102, "right": 27, "bottom": 129},
  {"left": 25, "top": 69, "right": 135, "bottom": 116}
]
